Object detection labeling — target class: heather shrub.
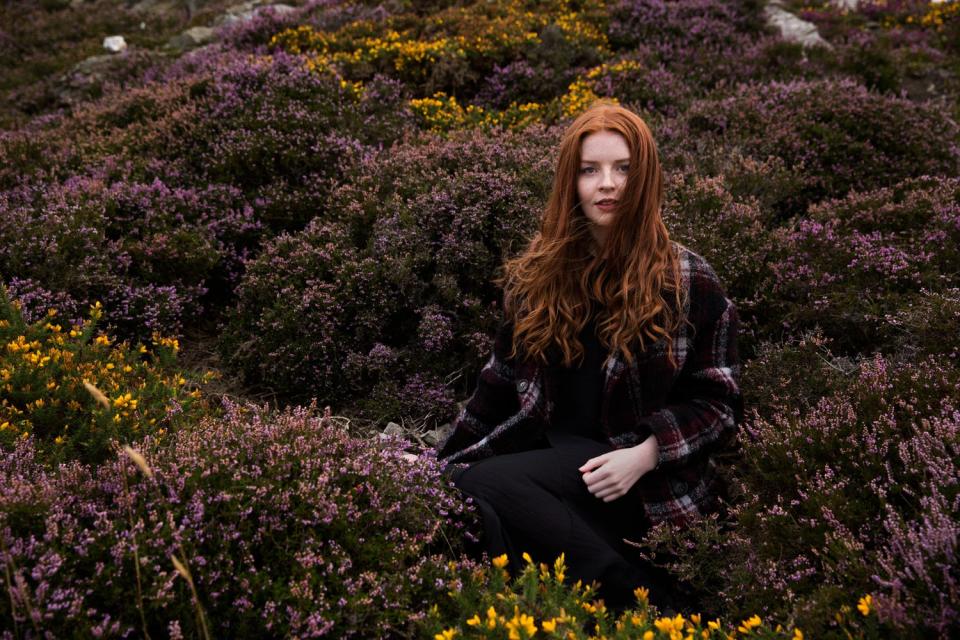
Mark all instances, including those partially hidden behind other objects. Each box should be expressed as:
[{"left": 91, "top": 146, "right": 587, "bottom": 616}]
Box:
[
  {"left": 768, "top": 176, "right": 960, "bottom": 353},
  {"left": 220, "top": 127, "right": 557, "bottom": 421},
  {"left": 0, "top": 174, "right": 261, "bottom": 337},
  {"left": 0, "top": 402, "right": 477, "bottom": 638},
  {"left": 660, "top": 172, "right": 775, "bottom": 351},
  {"left": 696, "top": 151, "right": 807, "bottom": 219},
  {"left": 885, "top": 287, "right": 960, "bottom": 359},
  {"left": 607, "top": 0, "right": 786, "bottom": 91},
  {"left": 0, "top": 289, "right": 209, "bottom": 466},
  {"left": 580, "top": 57, "right": 694, "bottom": 119},
  {"left": 679, "top": 79, "right": 960, "bottom": 217},
  {"left": 97, "top": 52, "right": 414, "bottom": 231},
  {"left": 740, "top": 332, "right": 854, "bottom": 422},
  {"left": 0, "top": 0, "right": 179, "bottom": 128},
  {"left": 474, "top": 59, "right": 580, "bottom": 110},
  {"left": 2, "top": 50, "right": 414, "bottom": 231},
  {"left": 642, "top": 352, "right": 960, "bottom": 637}
]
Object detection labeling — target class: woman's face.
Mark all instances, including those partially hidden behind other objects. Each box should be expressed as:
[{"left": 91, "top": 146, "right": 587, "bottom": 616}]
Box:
[{"left": 576, "top": 129, "right": 631, "bottom": 248}]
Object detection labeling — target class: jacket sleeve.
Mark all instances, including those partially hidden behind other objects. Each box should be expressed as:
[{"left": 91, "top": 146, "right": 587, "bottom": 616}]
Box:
[
  {"left": 435, "top": 321, "right": 521, "bottom": 464},
  {"left": 619, "top": 271, "right": 743, "bottom": 472}
]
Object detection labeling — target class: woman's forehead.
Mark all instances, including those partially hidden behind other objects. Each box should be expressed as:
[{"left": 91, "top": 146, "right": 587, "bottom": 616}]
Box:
[{"left": 579, "top": 130, "right": 630, "bottom": 161}]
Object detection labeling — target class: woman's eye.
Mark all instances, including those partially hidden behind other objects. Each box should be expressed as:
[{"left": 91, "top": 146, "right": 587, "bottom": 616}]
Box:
[
  {"left": 580, "top": 167, "right": 595, "bottom": 174},
  {"left": 618, "top": 165, "right": 630, "bottom": 173}
]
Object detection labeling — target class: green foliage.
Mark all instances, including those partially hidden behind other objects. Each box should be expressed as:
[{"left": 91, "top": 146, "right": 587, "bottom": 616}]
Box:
[
  {"left": 0, "top": 287, "right": 213, "bottom": 465},
  {"left": 423, "top": 553, "right": 884, "bottom": 639}
]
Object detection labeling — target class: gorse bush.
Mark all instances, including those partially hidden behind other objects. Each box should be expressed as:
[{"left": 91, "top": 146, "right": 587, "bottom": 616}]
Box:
[
  {"left": 270, "top": 0, "right": 611, "bottom": 102},
  {"left": 422, "top": 552, "right": 884, "bottom": 639},
  {"left": 0, "top": 289, "right": 208, "bottom": 466},
  {"left": 0, "top": 402, "right": 478, "bottom": 638},
  {"left": 220, "top": 127, "right": 557, "bottom": 418}
]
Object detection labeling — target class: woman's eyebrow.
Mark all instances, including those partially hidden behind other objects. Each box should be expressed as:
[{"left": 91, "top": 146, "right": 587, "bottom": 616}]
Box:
[{"left": 580, "top": 157, "right": 632, "bottom": 164}]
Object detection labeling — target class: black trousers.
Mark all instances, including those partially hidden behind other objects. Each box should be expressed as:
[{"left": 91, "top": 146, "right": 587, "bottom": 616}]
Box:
[{"left": 450, "top": 433, "right": 678, "bottom": 612}]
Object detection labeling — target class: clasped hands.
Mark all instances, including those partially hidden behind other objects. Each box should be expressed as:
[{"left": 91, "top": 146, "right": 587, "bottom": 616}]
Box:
[{"left": 579, "top": 434, "right": 659, "bottom": 502}]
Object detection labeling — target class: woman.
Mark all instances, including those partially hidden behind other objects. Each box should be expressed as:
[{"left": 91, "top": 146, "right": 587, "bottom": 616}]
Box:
[{"left": 435, "top": 102, "right": 742, "bottom": 612}]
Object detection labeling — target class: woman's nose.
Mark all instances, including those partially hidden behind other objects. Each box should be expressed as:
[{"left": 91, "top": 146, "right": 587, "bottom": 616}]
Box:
[{"left": 600, "top": 169, "right": 616, "bottom": 189}]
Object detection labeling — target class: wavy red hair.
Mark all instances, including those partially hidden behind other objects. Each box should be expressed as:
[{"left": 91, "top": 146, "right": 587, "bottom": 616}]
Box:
[{"left": 499, "top": 102, "right": 685, "bottom": 367}]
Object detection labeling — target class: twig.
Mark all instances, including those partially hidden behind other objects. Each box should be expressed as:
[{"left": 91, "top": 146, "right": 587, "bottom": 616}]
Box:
[{"left": 120, "top": 465, "right": 153, "bottom": 640}]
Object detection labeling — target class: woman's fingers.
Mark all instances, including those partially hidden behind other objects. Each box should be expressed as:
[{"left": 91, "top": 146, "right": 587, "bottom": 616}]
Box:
[{"left": 578, "top": 454, "right": 608, "bottom": 473}]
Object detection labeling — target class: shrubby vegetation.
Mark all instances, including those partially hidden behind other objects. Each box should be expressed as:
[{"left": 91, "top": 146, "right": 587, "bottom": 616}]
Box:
[
  {"left": 2, "top": 0, "right": 960, "bottom": 637},
  {"left": 221, "top": 127, "right": 556, "bottom": 419},
  {"left": 0, "top": 403, "right": 477, "bottom": 637},
  {"left": 0, "top": 289, "right": 209, "bottom": 466}
]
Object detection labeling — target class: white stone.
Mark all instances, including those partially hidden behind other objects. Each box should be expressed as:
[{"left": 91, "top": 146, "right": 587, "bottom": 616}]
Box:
[
  {"left": 102, "top": 35, "right": 127, "bottom": 53},
  {"left": 765, "top": 1, "right": 832, "bottom": 50},
  {"left": 383, "top": 422, "right": 404, "bottom": 437},
  {"left": 832, "top": 0, "right": 859, "bottom": 9}
]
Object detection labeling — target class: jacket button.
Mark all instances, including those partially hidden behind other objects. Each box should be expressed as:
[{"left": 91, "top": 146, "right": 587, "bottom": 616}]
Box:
[
  {"left": 516, "top": 380, "right": 529, "bottom": 393},
  {"left": 670, "top": 479, "right": 688, "bottom": 495}
]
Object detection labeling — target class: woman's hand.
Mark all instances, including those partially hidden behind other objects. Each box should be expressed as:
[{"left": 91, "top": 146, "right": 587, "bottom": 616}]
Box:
[{"left": 579, "top": 435, "right": 659, "bottom": 502}]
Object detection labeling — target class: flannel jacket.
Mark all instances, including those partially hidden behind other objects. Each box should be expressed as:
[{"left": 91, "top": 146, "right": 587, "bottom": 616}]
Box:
[{"left": 436, "top": 245, "right": 743, "bottom": 528}]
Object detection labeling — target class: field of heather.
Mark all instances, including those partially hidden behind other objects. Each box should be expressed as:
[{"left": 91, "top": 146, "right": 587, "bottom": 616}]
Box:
[{"left": 1, "top": 0, "right": 958, "bottom": 638}]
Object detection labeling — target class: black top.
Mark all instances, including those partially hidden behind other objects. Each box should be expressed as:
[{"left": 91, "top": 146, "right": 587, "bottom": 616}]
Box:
[{"left": 548, "top": 311, "right": 607, "bottom": 442}]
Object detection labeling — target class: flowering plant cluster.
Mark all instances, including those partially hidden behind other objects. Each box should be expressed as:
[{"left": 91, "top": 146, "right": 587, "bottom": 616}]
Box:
[
  {"left": 270, "top": 0, "right": 610, "bottom": 95},
  {"left": 0, "top": 288, "right": 209, "bottom": 465},
  {"left": 422, "top": 553, "right": 881, "bottom": 639},
  {"left": 2, "top": 0, "right": 960, "bottom": 636},
  {"left": 0, "top": 402, "right": 479, "bottom": 638},
  {"left": 220, "top": 126, "right": 556, "bottom": 421},
  {"left": 642, "top": 345, "right": 960, "bottom": 637},
  {"left": 676, "top": 78, "right": 960, "bottom": 218},
  {"left": 0, "top": 173, "right": 261, "bottom": 337},
  {"left": 768, "top": 176, "right": 960, "bottom": 353}
]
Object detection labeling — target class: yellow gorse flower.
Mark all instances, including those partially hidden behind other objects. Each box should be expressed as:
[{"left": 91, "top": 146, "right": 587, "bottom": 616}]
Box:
[
  {"left": 113, "top": 392, "right": 138, "bottom": 410},
  {"left": 504, "top": 606, "right": 537, "bottom": 639},
  {"left": 434, "top": 629, "right": 457, "bottom": 640},
  {"left": 492, "top": 554, "right": 509, "bottom": 569},
  {"left": 857, "top": 594, "right": 872, "bottom": 616},
  {"left": 737, "top": 615, "right": 761, "bottom": 634},
  {"left": 486, "top": 605, "right": 500, "bottom": 630}
]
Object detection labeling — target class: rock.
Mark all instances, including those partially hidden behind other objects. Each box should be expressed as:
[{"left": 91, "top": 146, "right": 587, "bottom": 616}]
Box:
[
  {"left": 831, "top": 0, "right": 859, "bottom": 9},
  {"left": 55, "top": 54, "right": 118, "bottom": 105},
  {"left": 423, "top": 423, "right": 453, "bottom": 447},
  {"left": 215, "top": 2, "right": 297, "bottom": 27},
  {"left": 54, "top": 49, "right": 162, "bottom": 107},
  {"left": 103, "top": 36, "right": 127, "bottom": 53},
  {"left": 166, "top": 26, "right": 216, "bottom": 52},
  {"left": 383, "top": 422, "right": 404, "bottom": 437},
  {"left": 765, "top": 0, "right": 832, "bottom": 50}
]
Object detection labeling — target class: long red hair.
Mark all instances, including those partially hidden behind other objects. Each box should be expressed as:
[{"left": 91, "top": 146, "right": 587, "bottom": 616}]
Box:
[{"left": 499, "top": 102, "right": 685, "bottom": 367}]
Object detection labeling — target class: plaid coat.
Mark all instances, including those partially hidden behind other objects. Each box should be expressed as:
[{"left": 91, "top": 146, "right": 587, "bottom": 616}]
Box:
[{"left": 436, "top": 245, "right": 743, "bottom": 527}]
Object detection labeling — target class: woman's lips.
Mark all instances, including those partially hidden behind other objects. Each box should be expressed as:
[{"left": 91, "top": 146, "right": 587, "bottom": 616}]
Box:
[{"left": 595, "top": 200, "right": 617, "bottom": 211}]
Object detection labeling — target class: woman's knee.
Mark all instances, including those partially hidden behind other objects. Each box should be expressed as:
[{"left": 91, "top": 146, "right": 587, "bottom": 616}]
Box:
[{"left": 455, "top": 450, "right": 556, "bottom": 499}]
